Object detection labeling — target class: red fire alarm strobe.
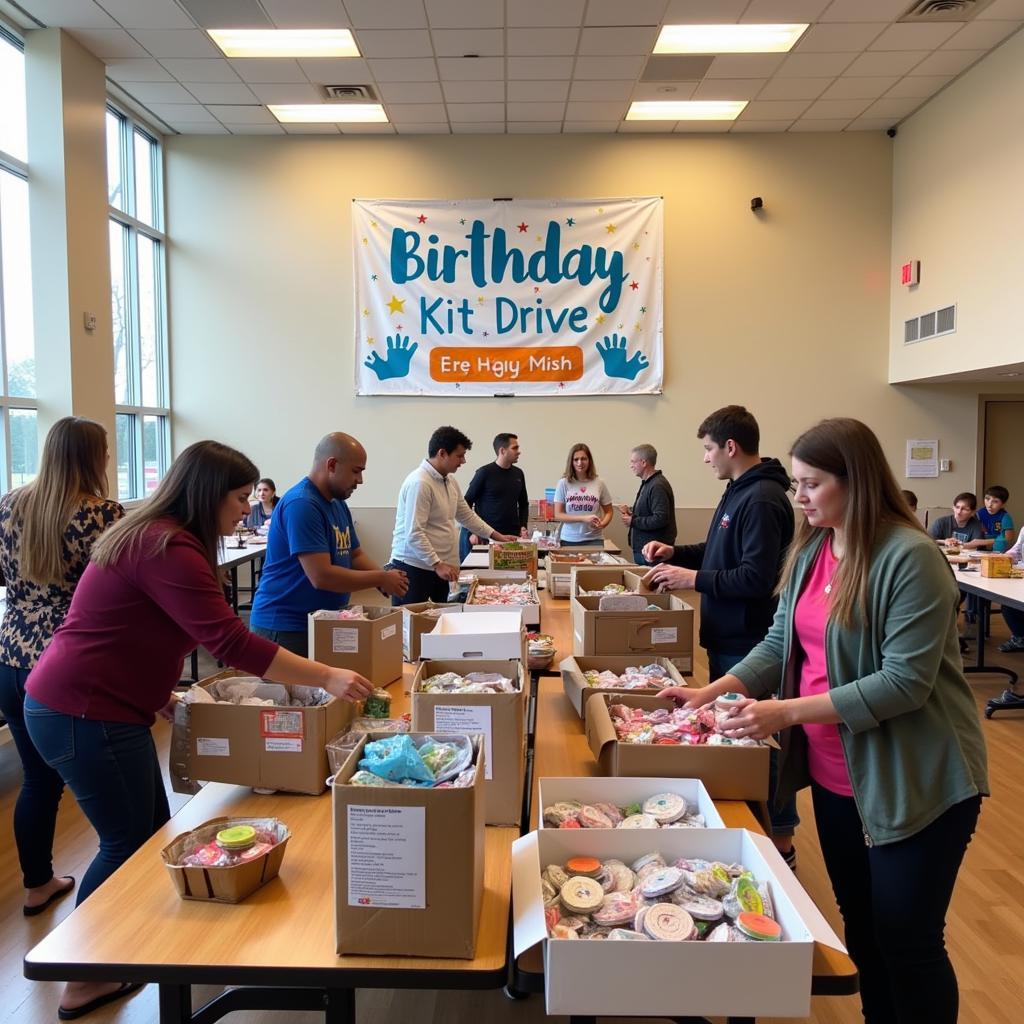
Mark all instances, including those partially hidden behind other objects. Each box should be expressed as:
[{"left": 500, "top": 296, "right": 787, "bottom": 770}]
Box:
[{"left": 900, "top": 260, "right": 920, "bottom": 287}]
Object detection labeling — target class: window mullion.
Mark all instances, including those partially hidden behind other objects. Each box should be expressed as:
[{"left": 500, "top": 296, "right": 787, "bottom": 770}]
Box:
[{"left": 126, "top": 228, "right": 142, "bottom": 407}]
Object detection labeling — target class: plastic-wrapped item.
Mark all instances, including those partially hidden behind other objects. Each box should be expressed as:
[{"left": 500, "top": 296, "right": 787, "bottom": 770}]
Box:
[
  {"left": 359, "top": 735, "right": 435, "bottom": 785},
  {"left": 174, "top": 817, "right": 286, "bottom": 868},
  {"left": 362, "top": 688, "right": 392, "bottom": 718}
]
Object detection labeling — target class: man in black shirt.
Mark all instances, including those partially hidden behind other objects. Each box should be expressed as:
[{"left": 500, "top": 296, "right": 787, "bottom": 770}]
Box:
[{"left": 459, "top": 433, "right": 529, "bottom": 560}]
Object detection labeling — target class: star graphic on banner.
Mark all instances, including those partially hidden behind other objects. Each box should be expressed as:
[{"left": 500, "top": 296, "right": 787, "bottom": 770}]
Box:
[
  {"left": 371, "top": 274, "right": 378, "bottom": 281},
  {"left": 596, "top": 313, "right": 606, "bottom": 325},
  {"left": 617, "top": 323, "right": 623, "bottom": 329},
  {"left": 361, "top": 237, "right": 368, "bottom": 245},
  {"left": 633, "top": 242, "right": 640, "bottom": 250},
  {"left": 536, "top": 235, "right": 542, "bottom": 242},
  {"left": 558, "top": 381, "right": 566, "bottom": 389},
  {"left": 629, "top": 281, "right": 639, "bottom": 291},
  {"left": 517, "top": 222, "right": 529, "bottom": 232},
  {"left": 566, "top": 217, "right": 575, "bottom": 227},
  {"left": 640, "top": 306, "right": 647, "bottom": 314},
  {"left": 371, "top": 220, "right": 378, "bottom": 228},
  {"left": 387, "top": 295, "right": 405, "bottom": 314},
  {"left": 417, "top": 214, "right": 427, "bottom": 223},
  {"left": 362, "top": 309, "right": 369, "bottom": 317},
  {"left": 533, "top": 286, "right": 540, "bottom": 293},
  {"left": 646, "top": 256, "right": 652, "bottom": 262},
  {"left": 606, "top": 223, "right": 616, "bottom": 234},
  {"left": 598, "top": 207, "right": 604, "bottom": 213},
  {"left": 367, "top": 336, "right": 375, "bottom": 345},
  {"left": 455, "top": 382, "right": 461, "bottom": 390},
  {"left": 634, "top": 322, "right": 641, "bottom": 331},
  {"left": 459, "top": 218, "right": 466, "bottom": 225},
  {"left": 477, "top": 296, "right": 486, "bottom": 304},
  {"left": 482, "top": 331, "right": 489, "bottom": 337},
  {"left": 397, "top": 324, "right": 403, "bottom": 330}
]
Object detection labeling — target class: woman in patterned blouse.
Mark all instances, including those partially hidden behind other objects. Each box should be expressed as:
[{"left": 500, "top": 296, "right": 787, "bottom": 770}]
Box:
[{"left": 0, "top": 417, "right": 123, "bottom": 915}]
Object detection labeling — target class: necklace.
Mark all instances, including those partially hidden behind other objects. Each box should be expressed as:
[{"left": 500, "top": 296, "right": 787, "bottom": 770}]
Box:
[{"left": 824, "top": 576, "right": 835, "bottom": 595}]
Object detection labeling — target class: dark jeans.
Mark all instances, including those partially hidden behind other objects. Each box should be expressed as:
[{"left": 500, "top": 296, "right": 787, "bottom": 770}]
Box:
[
  {"left": 813, "top": 783, "right": 980, "bottom": 1024},
  {"left": 559, "top": 538, "right": 600, "bottom": 547},
  {"left": 24, "top": 696, "right": 171, "bottom": 905},
  {"left": 1002, "top": 604, "right": 1024, "bottom": 637},
  {"left": 708, "top": 649, "right": 799, "bottom": 837},
  {"left": 252, "top": 625, "right": 307, "bottom": 657},
  {"left": 0, "top": 665, "right": 66, "bottom": 888},
  {"left": 459, "top": 528, "right": 473, "bottom": 564},
  {"left": 389, "top": 559, "right": 450, "bottom": 606}
]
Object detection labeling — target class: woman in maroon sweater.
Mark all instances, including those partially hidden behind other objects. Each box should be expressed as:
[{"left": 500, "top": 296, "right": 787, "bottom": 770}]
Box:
[{"left": 25, "top": 441, "right": 373, "bottom": 1021}]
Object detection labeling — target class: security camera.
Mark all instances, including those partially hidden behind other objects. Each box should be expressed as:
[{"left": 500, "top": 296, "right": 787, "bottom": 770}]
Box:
[
  {"left": 750, "top": 197, "right": 763, "bottom": 212},
  {"left": 886, "top": 127, "right": 897, "bottom": 138}
]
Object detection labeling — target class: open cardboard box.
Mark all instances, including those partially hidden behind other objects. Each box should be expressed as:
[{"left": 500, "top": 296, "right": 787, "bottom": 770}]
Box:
[
  {"left": 546, "top": 553, "right": 628, "bottom": 598},
  {"left": 465, "top": 571, "right": 541, "bottom": 627},
  {"left": 571, "top": 591, "right": 694, "bottom": 661},
  {"left": 401, "top": 601, "right": 463, "bottom": 662},
  {"left": 585, "top": 693, "right": 772, "bottom": 802},
  {"left": 512, "top": 827, "right": 845, "bottom": 1018},
  {"left": 420, "top": 611, "right": 527, "bottom": 662},
  {"left": 537, "top": 776, "right": 724, "bottom": 829},
  {"left": 308, "top": 606, "right": 403, "bottom": 685},
  {"left": 559, "top": 655, "right": 692, "bottom": 720}
]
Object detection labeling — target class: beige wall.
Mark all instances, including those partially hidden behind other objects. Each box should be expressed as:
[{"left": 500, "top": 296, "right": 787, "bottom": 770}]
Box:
[
  {"left": 165, "top": 130, "right": 996, "bottom": 561},
  {"left": 889, "top": 27, "right": 1024, "bottom": 383}
]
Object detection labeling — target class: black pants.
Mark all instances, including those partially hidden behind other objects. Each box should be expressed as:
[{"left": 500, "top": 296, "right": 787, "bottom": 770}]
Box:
[
  {"left": 389, "top": 559, "right": 449, "bottom": 606},
  {"left": 812, "top": 783, "right": 981, "bottom": 1024}
]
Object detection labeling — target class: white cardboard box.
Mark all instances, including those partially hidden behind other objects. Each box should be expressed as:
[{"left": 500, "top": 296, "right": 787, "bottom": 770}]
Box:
[
  {"left": 419, "top": 612, "right": 526, "bottom": 662},
  {"left": 512, "top": 828, "right": 845, "bottom": 1019},
  {"left": 537, "top": 776, "right": 724, "bottom": 830}
]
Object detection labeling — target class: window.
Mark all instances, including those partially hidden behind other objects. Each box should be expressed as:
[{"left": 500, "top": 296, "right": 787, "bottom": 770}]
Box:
[
  {"left": 0, "top": 30, "right": 37, "bottom": 490},
  {"left": 106, "top": 105, "right": 170, "bottom": 500}
]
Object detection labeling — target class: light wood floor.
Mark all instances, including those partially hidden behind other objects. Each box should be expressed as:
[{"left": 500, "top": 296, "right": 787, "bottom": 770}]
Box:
[{"left": 2, "top": 602, "right": 1022, "bottom": 1024}]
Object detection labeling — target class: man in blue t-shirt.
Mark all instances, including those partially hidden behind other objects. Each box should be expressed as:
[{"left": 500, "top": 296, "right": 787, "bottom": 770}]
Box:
[{"left": 250, "top": 433, "right": 408, "bottom": 655}]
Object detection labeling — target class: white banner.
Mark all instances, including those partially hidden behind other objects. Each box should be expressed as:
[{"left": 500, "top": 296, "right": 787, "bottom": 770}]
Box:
[{"left": 353, "top": 198, "right": 663, "bottom": 397}]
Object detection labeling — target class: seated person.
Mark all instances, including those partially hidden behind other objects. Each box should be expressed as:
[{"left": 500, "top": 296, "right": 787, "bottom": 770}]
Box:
[
  {"left": 999, "top": 529, "right": 1024, "bottom": 653},
  {"left": 901, "top": 489, "right": 918, "bottom": 514},
  {"left": 927, "top": 492, "right": 987, "bottom": 550},
  {"left": 976, "top": 485, "right": 1015, "bottom": 553},
  {"left": 246, "top": 477, "right": 278, "bottom": 531}
]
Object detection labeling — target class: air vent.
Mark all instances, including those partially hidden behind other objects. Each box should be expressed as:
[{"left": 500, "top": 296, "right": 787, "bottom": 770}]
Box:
[
  {"left": 899, "top": 0, "right": 995, "bottom": 22},
  {"left": 641, "top": 56, "right": 714, "bottom": 82},
  {"left": 904, "top": 304, "right": 957, "bottom": 345},
  {"left": 323, "top": 85, "right": 377, "bottom": 100}
]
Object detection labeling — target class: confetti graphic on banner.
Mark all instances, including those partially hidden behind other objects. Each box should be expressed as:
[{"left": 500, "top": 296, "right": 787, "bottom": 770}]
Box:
[{"left": 353, "top": 198, "right": 663, "bottom": 397}]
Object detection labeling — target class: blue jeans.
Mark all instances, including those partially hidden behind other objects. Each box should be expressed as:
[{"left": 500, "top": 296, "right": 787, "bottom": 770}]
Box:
[
  {"left": 708, "top": 649, "right": 800, "bottom": 837},
  {"left": 1002, "top": 604, "right": 1024, "bottom": 638},
  {"left": 251, "top": 625, "right": 308, "bottom": 657},
  {"left": 0, "top": 665, "right": 66, "bottom": 888},
  {"left": 24, "top": 696, "right": 170, "bottom": 905}
]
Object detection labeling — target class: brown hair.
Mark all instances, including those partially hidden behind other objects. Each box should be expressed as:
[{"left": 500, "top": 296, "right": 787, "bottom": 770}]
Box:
[
  {"left": 9, "top": 417, "right": 109, "bottom": 585},
  {"left": 92, "top": 441, "right": 258, "bottom": 576},
  {"left": 779, "top": 418, "right": 924, "bottom": 629},
  {"left": 563, "top": 442, "right": 597, "bottom": 483}
]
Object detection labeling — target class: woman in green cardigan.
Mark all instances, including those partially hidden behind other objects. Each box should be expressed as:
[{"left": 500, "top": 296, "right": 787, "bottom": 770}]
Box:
[{"left": 663, "top": 418, "right": 988, "bottom": 1024}]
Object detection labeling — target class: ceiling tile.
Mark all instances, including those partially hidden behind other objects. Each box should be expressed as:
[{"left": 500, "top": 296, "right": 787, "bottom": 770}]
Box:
[
  {"left": 20, "top": 1, "right": 117, "bottom": 28},
  {"left": 99, "top": 1, "right": 195, "bottom": 29},
  {"left": 431, "top": 29, "right": 503, "bottom": 57},
  {"left": 672, "top": 119, "right": 732, "bottom": 132},
  {"left": 819, "top": 0, "right": 909, "bottom": 20},
  {"left": 438, "top": 56, "right": 505, "bottom": 79},
  {"left": 508, "top": 80, "right": 570, "bottom": 101},
  {"left": 868, "top": 23, "right": 963, "bottom": 51},
  {"left": 149, "top": 102, "right": 218, "bottom": 124},
  {"left": 845, "top": 117, "right": 895, "bottom": 131},
  {"left": 740, "top": 99, "right": 812, "bottom": 119},
  {"left": 393, "top": 123, "right": 452, "bottom": 133},
  {"left": 757, "top": 77, "right": 831, "bottom": 100},
  {"left": 354, "top": 30, "right": 434, "bottom": 59},
  {"left": 248, "top": 83, "right": 322, "bottom": 103},
  {"left": 507, "top": 28, "right": 579, "bottom": 55},
  {"left": 789, "top": 118, "right": 850, "bottom": 131},
  {"left": 663, "top": 0, "right": 747, "bottom": 21},
  {"left": 176, "top": 0, "right": 271, "bottom": 30},
  {"left": 344, "top": 0, "right": 428, "bottom": 29},
  {"left": 562, "top": 121, "right": 619, "bottom": 131},
  {"left": 586, "top": 0, "right": 667, "bottom": 24},
  {"left": 565, "top": 100, "right": 629, "bottom": 120},
  {"left": 106, "top": 59, "right": 174, "bottom": 82},
  {"left": 507, "top": 101, "right": 566, "bottom": 120},
  {"left": 442, "top": 80, "right": 504, "bottom": 102},
  {"left": 297, "top": 58, "right": 372, "bottom": 83},
  {"left": 368, "top": 59, "right": 440, "bottom": 82},
  {"left": 261, "top": 0, "right": 350, "bottom": 29},
  {"left": 579, "top": 26, "right": 660, "bottom": 55},
  {"left": 802, "top": 97, "right": 871, "bottom": 118},
  {"left": 447, "top": 102, "right": 506, "bottom": 122},
  {"left": 282, "top": 123, "right": 339, "bottom": 133},
  {"left": 206, "top": 104, "right": 275, "bottom": 124},
  {"left": 507, "top": 122, "right": 562, "bottom": 132},
  {"left": 340, "top": 123, "right": 396, "bottom": 132},
  {"left": 706, "top": 54, "right": 786, "bottom": 78},
  {"left": 979, "top": 0, "right": 1024, "bottom": 17},
  {"left": 183, "top": 82, "right": 258, "bottom": 103},
  {"left": 777, "top": 52, "right": 855, "bottom": 77},
  {"left": 692, "top": 78, "right": 767, "bottom": 100},
  {"left": 451, "top": 122, "right": 505, "bottom": 132},
  {"left": 129, "top": 30, "right": 221, "bottom": 58},
  {"left": 66, "top": 29, "right": 149, "bottom": 59},
  {"left": 569, "top": 80, "right": 636, "bottom": 101},
  {"left": 884, "top": 75, "right": 952, "bottom": 98},
  {"left": 794, "top": 23, "right": 887, "bottom": 52},
  {"left": 507, "top": 56, "right": 575, "bottom": 79},
  {"left": 941, "top": 20, "right": 1022, "bottom": 49},
  {"left": 843, "top": 51, "right": 927, "bottom": 76},
  {"left": 740, "top": 0, "right": 830, "bottom": 20},
  {"left": 730, "top": 120, "right": 794, "bottom": 131},
  {"left": 425, "top": 0, "right": 503, "bottom": 28},
  {"left": 224, "top": 123, "right": 286, "bottom": 134},
  {"left": 380, "top": 81, "right": 445, "bottom": 103},
  {"left": 229, "top": 58, "right": 308, "bottom": 83},
  {"left": 861, "top": 95, "right": 925, "bottom": 118},
  {"left": 820, "top": 75, "right": 897, "bottom": 99},
  {"left": 908, "top": 50, "right": 987, "bottom": 75},
  {"left": 160, "top": 59, "right": 242, "bottom": 82},
  {"left": 573, "top": 56, "right": 646, "bottom": 79},
  {"left": 170, "top": 123, "right": 230, "bottom": 134},
  {"left": 630, "top": 81, "right": 697, "bottom": 99},
  {"left": 508, "top": 0, "right": 586, "bottom": 26},
  {"left": 385, "top": 103, "right": 449, "bottom": 121},
  {"left": 619, "top": 121, "right": 674, "bottom": 132},
  {"left": 122, "top": 81, "right": 196, "bottom": 103}
]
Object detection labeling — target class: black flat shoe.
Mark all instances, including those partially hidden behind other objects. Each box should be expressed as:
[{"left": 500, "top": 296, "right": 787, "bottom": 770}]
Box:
[
  {"left": 57, "top": 982, "right": 144, "bottom": 1021},
  {"left": 23, "top": 876, "right": 75, "bottom": 917}
]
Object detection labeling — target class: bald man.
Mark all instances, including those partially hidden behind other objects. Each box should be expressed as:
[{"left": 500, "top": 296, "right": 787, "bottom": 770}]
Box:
[{"left": 250, "top": 433, "right": 408, "bottom": 656}]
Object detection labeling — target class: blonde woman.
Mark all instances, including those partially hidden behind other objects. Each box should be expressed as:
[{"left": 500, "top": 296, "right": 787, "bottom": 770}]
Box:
[
  {"left": 553, "top": 442, "right": 612, "bottom": 545},
  {"left": 0, "top": 417, "right": 123, "bottom": 917}
]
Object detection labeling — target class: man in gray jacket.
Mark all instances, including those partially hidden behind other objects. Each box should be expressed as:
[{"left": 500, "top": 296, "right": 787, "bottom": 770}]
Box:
[{"left": 620, "top": 443, "right": 676, "bottom": 564}]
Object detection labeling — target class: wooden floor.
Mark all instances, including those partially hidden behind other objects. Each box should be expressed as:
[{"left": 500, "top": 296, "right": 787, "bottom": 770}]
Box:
[{"left": 1, "top": 599, "right": 1022, "bottom": 1024}]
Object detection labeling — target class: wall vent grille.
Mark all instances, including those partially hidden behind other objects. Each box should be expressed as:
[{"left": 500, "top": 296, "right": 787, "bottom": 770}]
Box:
[{"left": 904, "top": 304, "right": 957, "bottom": 344}]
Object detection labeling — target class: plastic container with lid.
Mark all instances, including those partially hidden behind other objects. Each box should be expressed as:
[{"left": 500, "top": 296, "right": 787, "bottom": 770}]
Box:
[{"left": 714, "top": 692, "right": 746, "bottom": 731}]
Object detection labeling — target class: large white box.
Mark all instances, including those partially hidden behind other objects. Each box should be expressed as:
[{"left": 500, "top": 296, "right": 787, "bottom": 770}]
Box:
[
  {"left": 512, "top": 828, "right": 845, "bottom": 1019},
  {"left": 419, "top": 611, "right": 526, "bottom": 661},
  {"left": 537, "top": 776, "right": 724, "bottom": 830}
]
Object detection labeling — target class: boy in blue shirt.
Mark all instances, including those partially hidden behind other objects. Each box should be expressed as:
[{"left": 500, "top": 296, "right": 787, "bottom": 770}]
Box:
[
  {"left": 977, "top": 485, "right": 1015, "bottom": 553},
  {"left": 250, "top": 433, "right": 408, "bottom": 655}
]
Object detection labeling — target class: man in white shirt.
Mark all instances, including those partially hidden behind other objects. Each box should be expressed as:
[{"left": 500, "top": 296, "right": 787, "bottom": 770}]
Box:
[{"left": 389, "top": 425, "right": 516, "bottom": 604}]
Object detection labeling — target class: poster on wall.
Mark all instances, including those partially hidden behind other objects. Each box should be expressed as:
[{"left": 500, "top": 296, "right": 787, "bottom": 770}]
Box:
[{"left": 353, "top": 197, "right": 663, "bottom": 397}]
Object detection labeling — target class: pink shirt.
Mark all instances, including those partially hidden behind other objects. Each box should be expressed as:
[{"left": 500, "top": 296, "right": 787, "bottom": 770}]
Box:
[{"left": 792, "top": 538, "right": 853, "bottom": 796}]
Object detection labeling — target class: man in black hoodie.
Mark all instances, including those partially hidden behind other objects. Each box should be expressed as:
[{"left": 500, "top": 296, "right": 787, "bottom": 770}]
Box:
[{"left": 643, "top": 405, "right": 798, "bottom": 863}]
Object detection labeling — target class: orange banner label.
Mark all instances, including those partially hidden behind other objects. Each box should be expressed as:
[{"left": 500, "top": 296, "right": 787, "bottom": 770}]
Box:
[{"left": 430, "top": 346, "right": 583, "bottom": 383}]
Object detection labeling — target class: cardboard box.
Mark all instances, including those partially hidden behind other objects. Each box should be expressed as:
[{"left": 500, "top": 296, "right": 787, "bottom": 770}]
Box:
[
  {"left": 308, "top": 606, "right": 403, "bottom": 686},
  {"left": 162, "top": 816, "right": 290, "bottom": 903},
  {"left": 465, "top": 571, "right": 541, "bottom": 627},
  {"left": 585, "top": 693, "right": 772, "bottom": 801},
  {"left": 559, "top": 655, "right": 692, "bottom": 720},
  {"left": 412, "top": 659, "right": 527, "bottom": 826},
  {"left": 184, "top": 671, "right": 351, "bottom": 795},
  {"left": 512, "top": 827, "right": 844, "bottom": 1018},
  {"left": 401, "top": 601, "right": 463, "bottom": 662},
  {"left": 546, "top": 553, "right": 628, "bottom": 598},
  {"left": 571, "top": 565, "right": 649, "bottom": 596},
  {"left": 489, "top": 540, "right": 539, "bottom": 577},
  {"left": 332, "top": 733, "right": 485, "bottom": 957},
  {"left": 979, "top": 553, "right": 1013, "bottom": 578},
  {"left": 571, "top": 591, "right": 694, "bottom": 662},
  {"left": 537, "top": 776, "right": 724, "bottom": 829},
  {"left": 420, "top": 611, "right": 527, "bottom": 661}
]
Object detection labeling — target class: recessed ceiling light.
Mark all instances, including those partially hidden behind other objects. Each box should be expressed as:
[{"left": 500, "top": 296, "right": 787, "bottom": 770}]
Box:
[
  {"left": 269, "top": 104, "right": 387, "bottom": 123},
  {"left": 654, "top": 24, "right": 809, "bottom": 54},
  {"left": 626, "top": 100, "right": 747, "bottom": 121},
  {"left": 208, "top": 29, "right": 360, "bottom": 58}
]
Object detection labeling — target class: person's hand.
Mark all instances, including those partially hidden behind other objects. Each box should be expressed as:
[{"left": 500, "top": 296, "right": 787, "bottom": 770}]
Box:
[
  {"left": 642, "top": 540, "right": 673, "bottom": 563},
  {"left": 434, "top": 561, "right": 460, "bottom": 582},
  {"left": 324, "top": 669, "right": 375, "bottom": 703},
  {"left": 620, "top": 505, "right": 633, "bottom": 526},
  {"left": 646, "top": 564, "right": 697, "bottom": 591},
  {"left": 158, "top": 693, "right": 179, "bottom": 722},
  {"left": 659, "top": 685, "right": 719, "bottom": 710},
  {"left": 468, "top": 534, "right": 480, "bottom": 546},
  {"left": 721, "top": 698, "right": 792, "bottom": 741},
  {"left": 587, "top": 514, "right": 603, "bottom": 529},
  {"left": 377, "top": 568, "right": 409, "bottom": 597},
  {"left": 491, "top": 531, "right": 518, "bottom": 543}
]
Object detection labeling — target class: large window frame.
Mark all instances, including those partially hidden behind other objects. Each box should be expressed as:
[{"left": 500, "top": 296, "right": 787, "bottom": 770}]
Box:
[{"left": 106, "top": 103, "right": 171, "bottom": 501}]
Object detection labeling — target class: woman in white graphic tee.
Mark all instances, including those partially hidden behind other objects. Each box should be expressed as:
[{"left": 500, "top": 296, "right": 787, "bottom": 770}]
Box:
[{"left": 554, "top": 443, "right": 613, "bottom": 545}]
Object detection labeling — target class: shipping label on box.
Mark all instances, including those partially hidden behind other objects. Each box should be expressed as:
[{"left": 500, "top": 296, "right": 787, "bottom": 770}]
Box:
[{"left": 309, "top": 606, "right": 403, "bottom": 685}]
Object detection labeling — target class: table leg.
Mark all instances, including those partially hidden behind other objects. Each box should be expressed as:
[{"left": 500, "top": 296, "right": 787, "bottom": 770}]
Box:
[
  {"left": 324, "top": 987, "right": 356, "bottom": 1024},
  {"left": 960, "top": 597, "right": 1023, "bottom": 716},
  {"left": 158, "top": 983, "right": 191, "bottom": 1024}
]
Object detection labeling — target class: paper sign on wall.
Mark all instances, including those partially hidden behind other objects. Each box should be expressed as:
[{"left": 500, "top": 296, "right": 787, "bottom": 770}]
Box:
[{"left": 347, "top": 805, "right": 426, "bottom": 909}]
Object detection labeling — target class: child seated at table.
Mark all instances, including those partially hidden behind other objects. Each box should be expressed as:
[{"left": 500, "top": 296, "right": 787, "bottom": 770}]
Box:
[
  {"left": 928, "top": 492, "right": 988, "bottom": 550},
  {"left": 998, "top": 529, "right": 1024, "bottom": 653},
  {"left": 901, "top": 489, "right": 918, "bottom": 514},
  {"left": 976, "top": 485, "right": 1015, "bottom": 553}
]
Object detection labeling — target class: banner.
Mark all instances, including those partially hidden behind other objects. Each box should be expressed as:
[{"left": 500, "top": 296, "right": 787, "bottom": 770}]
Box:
[{"left": 353, "top": 197, "right": 663, "bottom": 397}]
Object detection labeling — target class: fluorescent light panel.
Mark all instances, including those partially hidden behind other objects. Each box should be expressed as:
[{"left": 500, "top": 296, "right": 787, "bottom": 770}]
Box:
[
  {"left": 269, "top": 104, "right": 388, "bottom": 123},
  {"left": 654, "top": 24, "right": 808, "bottom": 54},
  {"left": 627, "top": 100, "right": 747, "bottom": 121},
  {"left": 208, "top": 29, "right": 360, "bottom": 58}
]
